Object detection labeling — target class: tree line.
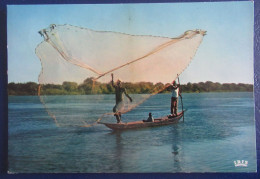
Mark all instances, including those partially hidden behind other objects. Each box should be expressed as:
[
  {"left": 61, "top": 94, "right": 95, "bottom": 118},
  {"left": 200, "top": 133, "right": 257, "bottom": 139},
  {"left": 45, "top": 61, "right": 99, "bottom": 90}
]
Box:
[{"left": 8, "top": 78, "right": 253, "bottom": 96}]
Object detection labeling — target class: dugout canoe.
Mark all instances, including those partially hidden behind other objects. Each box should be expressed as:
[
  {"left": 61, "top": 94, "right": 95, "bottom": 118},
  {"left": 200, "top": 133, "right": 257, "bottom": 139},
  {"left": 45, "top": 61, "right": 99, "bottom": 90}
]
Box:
[{"left": 98, "top": 111, "right": 184, "bottom": 130}]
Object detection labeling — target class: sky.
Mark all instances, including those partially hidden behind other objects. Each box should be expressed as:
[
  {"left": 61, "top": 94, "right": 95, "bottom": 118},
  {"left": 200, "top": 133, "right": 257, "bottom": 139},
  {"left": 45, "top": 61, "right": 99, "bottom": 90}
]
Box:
[{"left": 7, "top": 2, "right": 254, "bottom": 84}]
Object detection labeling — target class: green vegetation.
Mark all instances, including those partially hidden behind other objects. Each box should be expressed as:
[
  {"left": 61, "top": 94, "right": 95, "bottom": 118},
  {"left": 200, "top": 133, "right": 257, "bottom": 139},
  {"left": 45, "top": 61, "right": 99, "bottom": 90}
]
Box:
[
  {"left": 8, "top": 82, "right": 38, "bottom": 96},
  {"left": 8, "top": 78, "right": 253, "bottom": 96},
  {"left": 182, "top": 81, "right": 253, "bottom": 93}
]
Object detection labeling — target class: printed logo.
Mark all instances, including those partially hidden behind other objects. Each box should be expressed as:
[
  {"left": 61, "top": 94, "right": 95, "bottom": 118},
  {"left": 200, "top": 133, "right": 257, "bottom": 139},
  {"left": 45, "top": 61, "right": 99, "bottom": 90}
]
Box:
[{"left": 234, "top": 160, "right": 248, "bottom": 167}]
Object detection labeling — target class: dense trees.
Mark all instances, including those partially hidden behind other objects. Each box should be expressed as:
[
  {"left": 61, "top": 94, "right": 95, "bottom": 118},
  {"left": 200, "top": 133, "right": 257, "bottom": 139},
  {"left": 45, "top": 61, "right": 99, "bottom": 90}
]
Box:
[
  {"left": 8, "top": 82, "right": 38, "bottom": 95},
  {"left": 181, "top": 81, "right": 253, "bottom": 93},
  {"left": 8, "top": 79, "right": 253, "bottom": 96}
]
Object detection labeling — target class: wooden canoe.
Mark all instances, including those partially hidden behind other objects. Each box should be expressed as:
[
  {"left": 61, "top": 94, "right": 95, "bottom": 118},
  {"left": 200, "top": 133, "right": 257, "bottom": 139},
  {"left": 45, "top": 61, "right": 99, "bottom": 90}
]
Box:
[{"left": 98, "top": 111, "right": 184, "bottom": 130}]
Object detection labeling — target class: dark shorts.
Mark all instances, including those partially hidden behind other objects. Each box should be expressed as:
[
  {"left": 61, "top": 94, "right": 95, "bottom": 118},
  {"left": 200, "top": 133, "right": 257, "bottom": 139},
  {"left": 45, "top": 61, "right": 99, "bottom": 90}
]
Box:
[
  {"left": 171, "top": 97, "right": 178, "bottom": 103},
  {"left": 113, "top": 102, "right": 124, "bottom": 113},
  {"left": 171, "top": 97, "right": 178, "bottom": 114}
]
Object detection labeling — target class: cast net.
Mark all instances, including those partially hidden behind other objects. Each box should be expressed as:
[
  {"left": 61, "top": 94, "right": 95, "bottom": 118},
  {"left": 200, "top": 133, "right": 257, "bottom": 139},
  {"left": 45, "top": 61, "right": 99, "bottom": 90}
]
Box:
[{"left": 35, "top": 24, "right": 206, "bottom": 127}]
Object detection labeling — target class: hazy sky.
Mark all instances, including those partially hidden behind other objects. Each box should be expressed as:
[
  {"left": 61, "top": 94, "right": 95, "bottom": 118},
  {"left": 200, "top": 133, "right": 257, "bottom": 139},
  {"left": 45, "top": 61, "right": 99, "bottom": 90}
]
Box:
[{"left": 7, "top": 2, "right": 254, "bottom": 84}]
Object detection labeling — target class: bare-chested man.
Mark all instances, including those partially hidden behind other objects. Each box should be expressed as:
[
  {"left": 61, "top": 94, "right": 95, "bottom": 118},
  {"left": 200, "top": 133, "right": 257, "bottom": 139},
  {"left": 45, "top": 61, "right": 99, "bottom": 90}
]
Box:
[{"left": 111, "top": 73, "right": 132, "bottom": 123}]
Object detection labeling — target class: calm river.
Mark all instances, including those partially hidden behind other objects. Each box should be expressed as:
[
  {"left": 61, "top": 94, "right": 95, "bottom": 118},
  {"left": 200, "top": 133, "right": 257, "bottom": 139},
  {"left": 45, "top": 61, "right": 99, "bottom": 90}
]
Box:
[{"left": 8, "top": 92, "right": 256, "bottom": 173}]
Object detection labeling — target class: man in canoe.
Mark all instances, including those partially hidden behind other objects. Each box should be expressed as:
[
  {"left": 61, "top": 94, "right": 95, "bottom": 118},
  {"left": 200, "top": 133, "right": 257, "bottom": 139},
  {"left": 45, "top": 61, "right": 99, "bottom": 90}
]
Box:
[
  {"left": 143, "top": 112, "right": 154, "bottom": 122},
  {"left": 111, "top": 73, "right": 133, "bottom": 123},
  {"left": 170, "top": 80, "right": 182, "bottom": 116}
]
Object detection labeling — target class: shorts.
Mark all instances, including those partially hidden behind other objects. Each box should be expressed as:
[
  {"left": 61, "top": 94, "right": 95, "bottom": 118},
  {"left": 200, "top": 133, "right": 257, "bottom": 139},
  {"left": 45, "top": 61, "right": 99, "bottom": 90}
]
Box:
[{"left": 113, "top": 102, "right": 124, "bottom": 113}]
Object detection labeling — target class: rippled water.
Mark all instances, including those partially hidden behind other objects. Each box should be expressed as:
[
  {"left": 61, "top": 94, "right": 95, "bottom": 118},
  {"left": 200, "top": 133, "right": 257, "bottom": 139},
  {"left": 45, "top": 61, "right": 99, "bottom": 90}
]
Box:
[{"left": 8, "top": 92, "right": 256, "bottom": 173}]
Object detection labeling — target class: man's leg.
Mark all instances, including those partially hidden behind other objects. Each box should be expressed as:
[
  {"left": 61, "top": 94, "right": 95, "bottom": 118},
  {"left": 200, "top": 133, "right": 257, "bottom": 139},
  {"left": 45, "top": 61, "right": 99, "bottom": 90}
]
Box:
[
  {"left": 173, "top": 99, "right": 177, "bottom": 116},
  {"left": 115, "top": 114, "right": 120, "bottom": 123},
  {"left": 113, "top": 105, "right": 120, "bottom": 123},
  {"left": 171, "top": 97, "right": 174, "bottom": 114},
  {"left": 176, "top": 98, "right": 178, "bottom": 115},
  {"left": 118, "top": 112, "right": 122, "bottom": 123}
]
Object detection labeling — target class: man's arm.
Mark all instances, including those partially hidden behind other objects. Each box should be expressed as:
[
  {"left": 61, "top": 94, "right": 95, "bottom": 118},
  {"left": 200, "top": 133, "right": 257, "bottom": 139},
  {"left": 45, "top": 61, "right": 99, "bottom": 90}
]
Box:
[
  {"left": 124, "top": 89, "right": 132, "bottom": 102},
  {"left": 111, "top": 73, "right": 115, "bottom": 88},
  {"left": 172, "top": 86, "right": 178, "bottom": 90}
]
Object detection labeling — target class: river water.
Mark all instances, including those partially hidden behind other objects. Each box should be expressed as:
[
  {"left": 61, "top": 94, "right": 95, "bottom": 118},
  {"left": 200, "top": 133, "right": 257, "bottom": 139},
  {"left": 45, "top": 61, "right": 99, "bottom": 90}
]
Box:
[{"left": 8, "top": 92, "right": 256, "bottom": 173}]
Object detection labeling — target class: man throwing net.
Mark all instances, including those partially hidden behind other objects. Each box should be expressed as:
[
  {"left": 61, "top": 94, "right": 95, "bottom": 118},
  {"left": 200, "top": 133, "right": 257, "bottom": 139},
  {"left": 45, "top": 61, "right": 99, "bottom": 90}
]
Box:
[{"left": 111, "top": 73, "right": 133, "bottom": 123}]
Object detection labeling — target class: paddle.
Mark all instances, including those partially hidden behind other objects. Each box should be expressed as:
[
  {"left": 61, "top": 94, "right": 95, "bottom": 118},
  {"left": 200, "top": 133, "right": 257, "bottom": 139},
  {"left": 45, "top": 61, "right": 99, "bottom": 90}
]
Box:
[{"left": 177, "top": 74, "right": 184, "bottom": 122}]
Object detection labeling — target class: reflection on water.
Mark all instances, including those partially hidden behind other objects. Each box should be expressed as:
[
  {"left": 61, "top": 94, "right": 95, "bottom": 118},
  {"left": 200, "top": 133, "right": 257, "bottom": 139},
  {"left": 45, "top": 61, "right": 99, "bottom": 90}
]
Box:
[
  {"left": 109, "top": 131, "right": 123, "bottom": 173},
  {"left": 170, "top": 124, "right": 181, "bottom": 172},
  {"left": 8, "top": 92, "right": 256, "bottom": 173},
  {"left": 172, "top": 144, "right": 181, "bottom": 172}
]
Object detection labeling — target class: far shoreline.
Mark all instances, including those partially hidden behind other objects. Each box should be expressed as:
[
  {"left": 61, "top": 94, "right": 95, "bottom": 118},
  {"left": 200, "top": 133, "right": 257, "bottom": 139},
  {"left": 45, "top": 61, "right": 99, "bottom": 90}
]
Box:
[
  {"left": 7, "top": 81, "right": 253, "bottom": 96},
  {"left": 8, "top": 91, "right": 254, "bottom": 97}
]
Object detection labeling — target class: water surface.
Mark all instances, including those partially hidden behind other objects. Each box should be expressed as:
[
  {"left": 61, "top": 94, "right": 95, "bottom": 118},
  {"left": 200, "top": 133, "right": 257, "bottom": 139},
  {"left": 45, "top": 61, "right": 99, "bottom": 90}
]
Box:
[{"left": 8, "top": 92, "right": 256, "bottom": 173}]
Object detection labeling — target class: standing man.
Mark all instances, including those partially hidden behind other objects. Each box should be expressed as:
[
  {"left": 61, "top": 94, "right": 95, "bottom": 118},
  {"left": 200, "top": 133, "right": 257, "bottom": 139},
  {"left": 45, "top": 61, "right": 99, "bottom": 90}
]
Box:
[
  {"left": 111, "top": 73, "right": 133, "bottom": 123},
  {"left": 170, "top": 81, "right": 181, "bottom": 116}
]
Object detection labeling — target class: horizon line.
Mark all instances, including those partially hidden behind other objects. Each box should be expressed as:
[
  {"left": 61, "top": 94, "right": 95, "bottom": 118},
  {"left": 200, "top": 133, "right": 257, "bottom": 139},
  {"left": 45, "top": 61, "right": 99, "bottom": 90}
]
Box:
[{"left": 7, "top": 80, "right": 254, "bottom": 85}]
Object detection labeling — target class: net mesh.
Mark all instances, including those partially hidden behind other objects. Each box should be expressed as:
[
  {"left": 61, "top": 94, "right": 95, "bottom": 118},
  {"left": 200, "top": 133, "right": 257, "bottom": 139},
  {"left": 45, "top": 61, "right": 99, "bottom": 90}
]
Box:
[{"left": 35, "top": 24, "right": 206, "bottom": 127}]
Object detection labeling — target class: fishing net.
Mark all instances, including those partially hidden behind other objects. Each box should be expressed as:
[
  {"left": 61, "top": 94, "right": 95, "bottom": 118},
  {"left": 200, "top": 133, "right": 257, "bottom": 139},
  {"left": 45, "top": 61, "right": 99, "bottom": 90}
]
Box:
[{"left": 35, "top": 24, "right": 206, "bottom": 127}]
